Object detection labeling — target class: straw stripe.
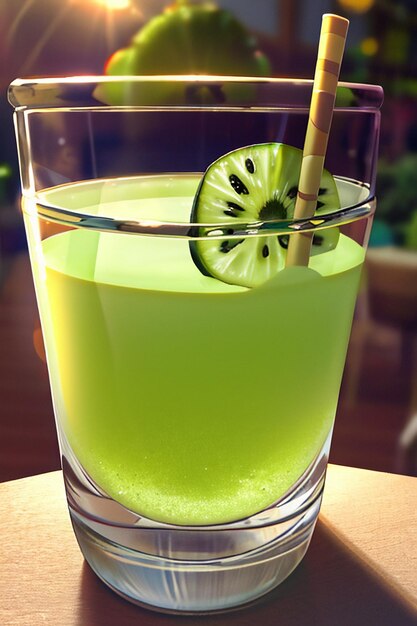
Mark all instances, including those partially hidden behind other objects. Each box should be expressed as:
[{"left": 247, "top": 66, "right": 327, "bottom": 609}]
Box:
[
  {"left": 311, "top": 91, "right": 336, "bottom": 132},
  {"left": 318, "top": 70, "right": 339, "bottom": 95},
  {"left": 304, "top": 125, "right": 327, "bottom": 157},
  {"left": 298, "top": 191, "right": 318, "bottom": 201},
  {"left": 286, "top": 14, "right": 349, "bottom": 267},
  {"left": 317, "top": 59, "right": 340, "bottom": 76}
]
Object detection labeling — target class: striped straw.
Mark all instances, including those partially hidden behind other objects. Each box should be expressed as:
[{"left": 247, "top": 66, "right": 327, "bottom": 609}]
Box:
[{"left": 286, "top": 14, "right": 349, "bottom": 267}]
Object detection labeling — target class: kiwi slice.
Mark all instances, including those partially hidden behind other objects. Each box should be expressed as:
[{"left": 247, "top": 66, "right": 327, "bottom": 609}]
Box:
[{"left": 190, "top": 143, "right": 340, "bottom": 288}]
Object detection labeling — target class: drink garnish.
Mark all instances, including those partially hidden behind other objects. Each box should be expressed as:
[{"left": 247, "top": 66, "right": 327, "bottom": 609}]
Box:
[{"left": 189, "top": 142, "right": 340, "bottom": 288}]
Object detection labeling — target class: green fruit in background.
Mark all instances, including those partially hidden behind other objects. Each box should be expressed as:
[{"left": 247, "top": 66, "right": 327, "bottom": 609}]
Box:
[
  {"left": 368, "top": 219, "right": 395, "bottom": 248},
  {"left": 95, "top": 1, "right": 270, "bottom": 105},
  {"left": 334, "top": 86, "right": 356, "bottom": 108},
  {"left": 404, "top": 212, "right": 417, "bottom": 251},
  {"left": 0, "top": 163, "right": 12, "bottom": 201},
  {"left": 376, "top": 155, "right": 417, "bottom": 248}
]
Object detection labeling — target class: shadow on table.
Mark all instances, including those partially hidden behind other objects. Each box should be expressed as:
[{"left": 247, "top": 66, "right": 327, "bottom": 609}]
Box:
[{"left": 77, "top": 520, "right": 416, "bottom": 626}]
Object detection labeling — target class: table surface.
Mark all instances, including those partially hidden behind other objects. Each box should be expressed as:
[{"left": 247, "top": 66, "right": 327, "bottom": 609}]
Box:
[{"left": 1, "top": 464, "right": 416, "bottom": 626}]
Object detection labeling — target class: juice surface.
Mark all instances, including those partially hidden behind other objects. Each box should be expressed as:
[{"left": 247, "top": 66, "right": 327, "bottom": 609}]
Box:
[{"left": 27, "top": 176, "right": 364, "bottom": 525}]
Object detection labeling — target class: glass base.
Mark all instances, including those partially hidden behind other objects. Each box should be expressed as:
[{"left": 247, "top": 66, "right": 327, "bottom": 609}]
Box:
[
  {"left": 62, "top": 434, "right": 328, "bottom": 613},
  {"left": 71, "top": 508, "right": 317, "bottom": 614}
]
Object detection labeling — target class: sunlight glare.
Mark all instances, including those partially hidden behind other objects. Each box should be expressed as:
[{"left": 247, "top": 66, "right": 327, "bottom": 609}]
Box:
[{"left": 94, "top": 0, "right": 131, "bottom": 9}]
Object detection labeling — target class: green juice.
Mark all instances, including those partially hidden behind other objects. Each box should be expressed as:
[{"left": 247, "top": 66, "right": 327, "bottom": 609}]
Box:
[{"left": 27, "top": 176, "right": 364, "bottom": 525}]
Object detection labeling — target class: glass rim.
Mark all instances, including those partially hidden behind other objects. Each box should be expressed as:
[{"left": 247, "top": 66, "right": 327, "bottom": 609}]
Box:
[
  {"left": 8, "top": 75, "right": 384, "bottom": 111},
  {"left": 28, "top": 174, "right": 375, "bottom": 240}
]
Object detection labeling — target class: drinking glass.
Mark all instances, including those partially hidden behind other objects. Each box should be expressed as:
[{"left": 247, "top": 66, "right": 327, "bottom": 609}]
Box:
[{"left": 9, "top": 77, "right": 382, "bottom": 613}]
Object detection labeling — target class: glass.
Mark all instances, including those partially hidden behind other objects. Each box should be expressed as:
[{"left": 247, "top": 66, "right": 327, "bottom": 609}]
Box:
[{"left": 9, "top": 76, "right": 383, "bottom": 613}]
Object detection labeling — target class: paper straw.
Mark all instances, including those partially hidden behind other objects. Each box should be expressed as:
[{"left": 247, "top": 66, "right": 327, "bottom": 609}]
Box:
[{"left": 286, "top": 14, "right": 349, "bottom": 267}]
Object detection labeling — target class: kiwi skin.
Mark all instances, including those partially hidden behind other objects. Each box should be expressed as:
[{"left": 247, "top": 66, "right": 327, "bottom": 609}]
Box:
[
  {"left": 189, "top": 235, "right": 213, "bottom": 279},
  {"left": 189, "top": 174, "right": 213, "bottom": 279}
]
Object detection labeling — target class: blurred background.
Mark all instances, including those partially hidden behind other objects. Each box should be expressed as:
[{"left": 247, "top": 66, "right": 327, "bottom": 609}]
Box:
[{"left": 1, "top": 0, "right": 417, "bottom": 482}]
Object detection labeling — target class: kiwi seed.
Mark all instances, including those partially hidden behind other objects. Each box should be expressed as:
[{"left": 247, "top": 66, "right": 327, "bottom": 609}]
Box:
[
  {"left": 227, "top": 201, "right": 244, "bottom": 212},
  {"left": 229, "top": 174, "right": 249, "bottom": 195},
  {"left": 287, "top": 186, "right": 298, "bottom": 199},
  {"left": 245, "top": 158, "right": 255, "bottom": 173}
]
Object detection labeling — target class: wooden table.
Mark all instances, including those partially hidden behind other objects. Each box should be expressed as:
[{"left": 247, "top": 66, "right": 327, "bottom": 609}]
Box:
[{"left": 1, "top": 465, "right": 416, "bottom": 626}]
